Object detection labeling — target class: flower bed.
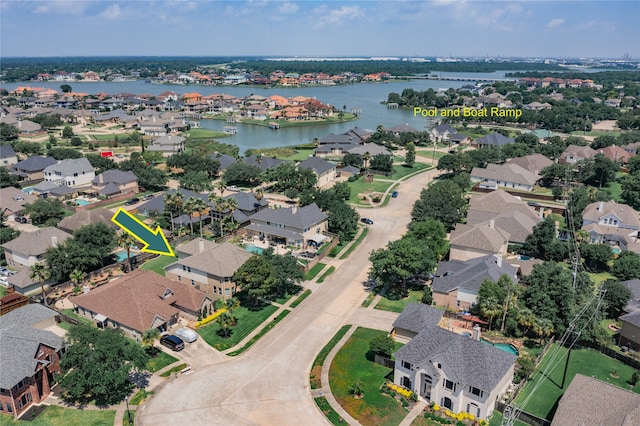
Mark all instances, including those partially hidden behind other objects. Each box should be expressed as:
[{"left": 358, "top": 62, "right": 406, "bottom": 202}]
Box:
[
  {"left": 423, "top": 402, "right": 486, "bottom": 426},
  {"left": 379, "top": 381, "right": 416, "bottom": 410},
  {"left": 194, "top": 308, "right": 226, "bottom": 328}
]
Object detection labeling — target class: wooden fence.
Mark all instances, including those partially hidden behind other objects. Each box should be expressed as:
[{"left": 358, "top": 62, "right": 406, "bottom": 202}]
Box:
[
  {"left": 495, "top": 402, "right": 551, "bottom": 426},
  {"left": 301, "top": 232, "right": 339, "bottom": 274}
]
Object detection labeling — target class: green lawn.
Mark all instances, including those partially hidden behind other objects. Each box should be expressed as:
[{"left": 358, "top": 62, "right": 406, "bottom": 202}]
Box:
[
  {"left": 122, "top": 410, "right": 135, "bottom": 426},
  {"left": 283, "top": 148, "right": 316, "bottom": 161},
  {"left": 146, "top": 350, "right": 178, "bottom": 373},
  {"left": 329, "top": 327, "right": 408, "bottom": 426},
  {"left": 416, "top": 150, "right": 446, "bottom": 161},
  {"left": 347, "top": 178, "right": 395, "bottom": 204},
  {"left": 314, "top": 396, "right": 345, "bottom": 425},
  {"left": 129, "top": 389, "right": 154, "bottom": 405},
  {"left": 159, "top": 363, "right": 188, "bottom": 378},
  {"left": 487, "top": 411, "right": 530, "bottom": 426},
  {"left": 197, "top": 303, "right": 278, "bottom": 351},
  {"left": 390, "top": 162, "right": 431, "bottom": 180},
  {"left": 0, "top": 405, "right": 116, "bottom": 425},
  {"left": 340, "top": 227, "right": 369, "bottom": 260},
  {"left": 227, "top": 310, "right": 290, "bottom": 356},
  {"left": 290, "top": 289, "right": 312, "bottom": 308},
  {"left": 310, "top": 325, "right": 352, "bottom": 389},
  {"left": 374, "top": 289, "right": 424, "bottom": 313},
  {"left": 139, "top": 255, "right": 178, "bottom": 276},
  {"left": 187, "top": 128, "right": 229, "bottom": 138},
  {"left": 317, "top": 266, "right": 336, "bottom": 284},
  {"left": 305, "top": 262, "right": 326, "bottom": 281},
  {"left": 607, "top": 181, "right": 624, "bottom": 202},
  {"left": 514, "top": 344, "right": 640, "bottom": 420},
  {"left": 588, "top": 270, "right": 616, "bottom": 285},
  {"left": 61, "top": 309, "right": 95, "bottom": 327}
]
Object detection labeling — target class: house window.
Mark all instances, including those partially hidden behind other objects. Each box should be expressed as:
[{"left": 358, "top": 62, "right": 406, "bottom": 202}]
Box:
[
  {"left": 191, "top": 279, "right": 194, "bottom": 286},
  {"left": 402, "top": 361, "right": 412, "bottom": 370},
  {"left": 442, "top": 397, "right": 453, "bottom": 410},
  {"left": 437, "top": 363, "right": 442, "bottom": 369},
  {"left": 6, "top": 403, "right": 12, "bottom": 413},
  {"left": 187, "top": 267, "right": 191, "bottom": 273},
  {"left": 213, "top": 286, "right": 217, "bottom": 293},
  {"left": 225, "top": 288, "right": 230, "bottom": 296},
  {"left": 469, "top": 386, "right": 483, "bottom": 398},
  {"left": 443, "top": 379, "right": 456, "bottom": 391}
]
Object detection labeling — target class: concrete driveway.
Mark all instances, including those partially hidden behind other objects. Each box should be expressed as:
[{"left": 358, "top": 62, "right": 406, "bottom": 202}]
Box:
[{"left": 137, "top": 167, "right": 443, "bottom": 426}]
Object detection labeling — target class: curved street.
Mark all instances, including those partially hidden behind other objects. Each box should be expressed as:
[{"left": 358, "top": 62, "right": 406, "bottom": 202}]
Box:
[{"left": 137, "top": 162, "right": 443, "bottom": 426}]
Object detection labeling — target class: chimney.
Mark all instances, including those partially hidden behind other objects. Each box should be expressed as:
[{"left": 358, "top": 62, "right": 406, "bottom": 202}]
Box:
[
  {"left": 83, "top": 285, "right": 90, "bottom": 294},
  {"left": 489, "top": 219, "right": 495, "bottom": 229},
  {"left": 291, "top": 205, "right": 297, "bottom": 214},
  {"left": 496, "top": 254, "right": 503, "bottom": 268},
  {"left": 51, "top": 236, "right": 58, "bottom": 247},
  {"left": 199, "top": 240, "right": 205, "bottom": 253},
  {"left": 598, "top": 201, "right": 603, "bottom": 211},
  {"left": 539, "top": 207, "right": 544, "bottom": 220},
  {"left": 472, "top": 325, "right": 481, "bottom": 341}
]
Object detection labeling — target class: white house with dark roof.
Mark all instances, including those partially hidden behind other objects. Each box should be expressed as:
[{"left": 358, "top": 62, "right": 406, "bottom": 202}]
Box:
[
  {"left": 393, "top": 304, "right": 517, "bottom": 419},
  {"left": 581, "top": 200, "right": 640, "bottom": 254},
  {"left": 298, "top": 157, "right": 337, "bottom": 187},
  {"left": 147, "top": 135, "right": 185, "bottom": 157},
  {"left": 432, "top": 255, "right": 518, "bottom": 310},
  {"left": 245, "top": 203, "right": 328, "bottom": 248},
  {"left": 429, "top": 124, "right": 458, "bottom": 142},
  {"left": 470, "top": 162, "right": 540, "bottom": 192},
  {"left": 43, "top": 157, "right": 95, "bottom": 187}
]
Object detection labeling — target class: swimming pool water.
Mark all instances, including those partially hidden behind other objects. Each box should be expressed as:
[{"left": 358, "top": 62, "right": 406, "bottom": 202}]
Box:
[
  {"left": 115, "top": 251, "right": 130, "bottom": 262},
  {"left": 245, "top": 244, "right": 264, "bottom": 255},
  {"left": 481, "top": 338, "right": 520, "bottom": 356},
  {"left": 22, "top": 187, "right": 35, "bottom": 194},
  {"left": 75, "top": 199, "right": 92, "bottom": 206}
]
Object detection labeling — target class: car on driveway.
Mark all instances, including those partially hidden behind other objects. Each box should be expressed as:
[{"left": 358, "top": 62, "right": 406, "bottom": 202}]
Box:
[
  {"left": 360, "top": 218, "right": 374, "bottom": 225},
  {"left": 175, "top": 328, "right": 198, "bottom": 343},
  {"left": 124, "top": 198, "right": 140, "bottom": 206},
  {"left": 160, "top": 334, "right": 185, "bottom": 351}
]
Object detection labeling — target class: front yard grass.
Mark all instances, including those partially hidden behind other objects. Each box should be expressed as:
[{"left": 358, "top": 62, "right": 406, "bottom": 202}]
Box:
[
  {"left": 329, "top": 327, "right": 408, "bottom": 426},
  {"left": 129, "top": 389, "right": 154, "bottom": 405},
  {"left": 348, "top": 179, "right": 395, "bottom": 205},
  {"left": 0, "top": 405, "right": 116, "bottom": 425},
  {"left": 305, "top": 262, "right": 326, "bottom": 281},
  {"left": 310, "top": 325, "right": 351, "bottom": 389},
  {"left": 317, "top": 266, "right": 335, "bottom": 284},
  {"left": 139, "top": 255, "right": 178, "bottom": 276},
  {"left": 390, "top": 162, "right": 431, "bottom": 180},
  {"left": 514, "top": 343, "right": 640, "bottom": 420},
  {"left": 197, "top": 303, "right": 278, "bottom": 351},
  {"left": 146, "top": 350, "right": 178, "bottom": 373},
  {"left": 374, "top": 288, "right": 425, "bottom": 313},
  {"left": 159, "top": 363, "right": 188, "bottom": 378},
  {"left": 227, "top": 310, "right": 290, "bottom": 356},
  {"left": 416, "top": 150, "right": 446, "bottom": 161},
  {"left": 314, "top": 396, "right": 345, "bottom": 425},
  {"left": 340, "top": 226, "right": 369, "bottom": 260}
]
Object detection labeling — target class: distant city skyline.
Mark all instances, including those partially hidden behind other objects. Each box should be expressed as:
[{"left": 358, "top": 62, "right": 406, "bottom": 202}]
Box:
[{"left": 1, "top": 0, "right": 638, "bottom": 59}]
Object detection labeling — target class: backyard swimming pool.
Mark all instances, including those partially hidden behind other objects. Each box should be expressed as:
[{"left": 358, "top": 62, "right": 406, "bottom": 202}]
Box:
[
  {"left": 75, "top": 199, "right": 92, "bottom": 206},
  {"left": 22, "top": 187, "right": 35, "bottom": 194},
  {"left": 245, "top": 244, "right": 264, "bottom": 255},
  {"left": 115, "top": 251, "right": 130, "bottom": 262},
  {"left": 481, "top": 338, "right": 520, "bottom": 356}
]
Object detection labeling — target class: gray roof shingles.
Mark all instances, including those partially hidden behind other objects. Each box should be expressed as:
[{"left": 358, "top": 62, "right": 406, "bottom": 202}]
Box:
[
  {"left": 249, "top": 203, "right": 327, "bottom": 230},
  {"left": 393, "top": 303, "right": 444, "bottom": 334},
  {"left": 432, "top": 255, "right": 517, "bottom": 295}
]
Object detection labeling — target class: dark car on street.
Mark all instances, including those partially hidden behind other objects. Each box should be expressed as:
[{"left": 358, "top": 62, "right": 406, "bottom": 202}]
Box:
[{"left": 360, "top": 218, "right": 374, "bottom": 225}]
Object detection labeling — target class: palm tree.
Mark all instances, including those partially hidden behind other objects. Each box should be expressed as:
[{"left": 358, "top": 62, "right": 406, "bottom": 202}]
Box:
[
  {"left": 222, "top": 297, "right": 241, "bottom": 323},
  {"left": 190, "top": 197, "right": 208, "bottom": 238},
  {"left": 217, "top": 312, "right": 234, "bottom": 338},
  {"left": 142, "top": 328, "right": 161, "bottom": 355},
  {"left": 208, "top": 194, "right": 225, "bottom": 237},
  {"left": 30, "top": 263, "right": 51, "bottom": 306},
  {"left": 517, "top": 308, "right": 537, "bottom": 336},
  {"left": 117, "top": 232, "right": 137, "bottom": 272},
  {"left": 215, "top": 181, "right": 227, "bottom": 197},
  {"left": 480, "top": 297, "right": 502, "bottom": 331},
  {"left": 70, "top": 268, "right": 86, "bottom": 286},
  {"left": 164, "top": 192, "right": 184, "bottom": 233},
  {"left": 535, "top": 318, "right": 555, "bottom": 344},
  {"left": 254, "top": 188, "right": 264, "bottom": 203},
  {"left": 362, "top": 151, "right": 371, "bottom": 169},
  {"left": 184, "top": 197, "right": 200, "bottom": 235}
]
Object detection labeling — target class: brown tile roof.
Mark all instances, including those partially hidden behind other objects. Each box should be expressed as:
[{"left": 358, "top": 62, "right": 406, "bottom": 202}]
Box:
[
  {"left": 170, "top": 242, "right": 254, "bottom": 278},
  {"left": 176, "top": 238, "right": 218, "bottom": 257},
  {"left": 551, "top": 374, "right": 640, "bottom": 426},
  {"left": 506, "top": 154, "right": 554, "bottom": 174},
  {"left": 70, "top": 270, "right": 209, "bottom": 333},
  {"left": 57, "top": 208, "right": 118, "bottom": 233},
  {"left": 583, "top": 200, "right": 640, "bottom": 229},
  {"left": 449, "top": 222, "right": 510, "bottom": 253}
]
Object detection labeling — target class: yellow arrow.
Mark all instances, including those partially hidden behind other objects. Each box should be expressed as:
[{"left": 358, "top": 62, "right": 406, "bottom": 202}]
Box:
[{"left": 111, "top": 208, "right": 175, "bottom": 257}]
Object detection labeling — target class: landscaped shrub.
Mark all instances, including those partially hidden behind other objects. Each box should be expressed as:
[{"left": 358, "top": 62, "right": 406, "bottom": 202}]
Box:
[{"left": 194, "top": 308, "right": 227, "bottom": 328}]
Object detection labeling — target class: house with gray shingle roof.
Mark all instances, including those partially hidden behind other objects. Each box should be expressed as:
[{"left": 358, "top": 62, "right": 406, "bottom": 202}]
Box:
[
  {"left": 0, "top": 144, "right": 18, "bottom": 166},
  {"left": 432, "top": 255, "right": 517, "bottom": 310},
  {"left": 57, "top": 208, "right": 118, "bottom": 234},
  {"left": 429, "top": 124, "right": 458, "bottom": 142},
  {"left": 10, "top": 155, "right": 57, "bottom": 181},
  {"left": 449, "top": 221, "right": 510, "bottom": 262},
  {"left": 2, "top": 227, "right": 71, "bottom": 271},
  {"left": 393, "top": 304, "right": 517, "bottom": 420},
  {"left": 0, "top": 187, "right": 36, "bottom": 219},
  {"left": 147, "top": 135, "right": 185, "bottom": 157},
  {"left": 165, "top": 242, "right": 254, "bottom": 300},
  {"left": 619, "top": 311, "right": 640, "bottom": 351},
  {"left": 472, "top": 133, "right": 515, "bottom": 148},
  {"left": 298, "top": 157, "right": 337, "bottom": 187},
  {"left": 0, "top": 305, "right": 64, "bottom": 419},
  {"left": 43, "top": 157, "right": 95, "bottom": 187},
  {"left": 91, "top": 169, "right": 138, "bottom": 196},
  {"left": 470, "top": 162, "right": 540, "bottom": 191},
  {"left": 392, "top": 303, "right": 444, "bottom": 342},
  {"left": 582, "top": 200, "right": 640, "bottom": 254},
  {"left": 245, "top": 203, "right": 328, "bottom": 249}
]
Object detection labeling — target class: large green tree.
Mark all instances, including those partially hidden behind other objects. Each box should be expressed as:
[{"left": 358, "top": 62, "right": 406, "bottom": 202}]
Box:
[
  {"left": 411, "top": 179, "right": 468, "bottom": 231},
  {"left": 601, "top": 280, "right": 633, "bottom": 319},
  {"left": 612, "top": 251, "right": 640, "bottom": 281},
  {"left": 580, "top": 243, "right": 613, "bottom": 272},
  {"left": 524, "top": 216, "right": 558, "bottom": 260},
  {"left": 0, "top": 166, "right": 20, "bottom": 188},
  {"left": 23, "top": 198, "right": 66, "bottom": 226},
  {"left": 262, "top": 248, "right": 304, "bottom": 297},
  {"left": 223, "top": 162, "right": 263, "bottom": 187},
  {"left": 233, "top": 256, "right": 277, "bottom": 306},
  {"left": 58, "top": 325, "right": 148, "bottom": 406}
]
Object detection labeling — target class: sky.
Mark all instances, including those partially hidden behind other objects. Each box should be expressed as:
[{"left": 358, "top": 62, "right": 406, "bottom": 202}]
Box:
[{"left": 0, "top": 0, "right": 638, "bottom": 58}]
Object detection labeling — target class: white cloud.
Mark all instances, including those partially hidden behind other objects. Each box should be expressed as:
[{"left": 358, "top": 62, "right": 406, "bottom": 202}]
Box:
[
  {"left": 278, "top": 1, "right": 299, "bottom": 15},
  {"left": 100, "top": 4, "right": 121, "bottom": 20},
  {"left": 313, "top": 5, "right": 365, "bottom": 29},
  {"left": 546, "top": 18, "right": 566, "bottom": 29},
  {"left": 33, "top": 0, "right": 88, "bottom": 15}
]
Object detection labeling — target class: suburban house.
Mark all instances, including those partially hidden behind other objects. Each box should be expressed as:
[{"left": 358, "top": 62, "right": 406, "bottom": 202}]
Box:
[
  {"left": 467, "top": 191, "right": 542, "bottom": 245},
  {"left": 91, "top": 169, "right": 139, "bottom": 197},
  {"left": 505, "top": 154, "right": 553, "bottom": 175},
  {"left": 298, "top": 157, "right": 337, "bottom": 188},
  {"left": 175, "top": 237, "right": 218, "bottom": 259},
  {"left": 57, "top": 208, "right": 118, "bottom": 234},
  {"left": 137, "top": 188, "right": 208, "bottom": 217},
  {"left": 432, "top": 255, "right": 518, "bottom": 310},
  {"left": 393, "top": 304, "right": 517, "bottom": 419},
  {"left": 551, "top": 374, "right": 640, "bottom": 426},
  {"left": 70, "top": 269, "right": 213, "bottom": 338},
  {"left": 449, "top": 222, "right": 510, "bottom": 262},
  {"left": 2, "top": 227, "right": 71, "bottom": 271},
  {"left": 622, "top": 279, "right": 640, "bottom": 313},
  {"left": 0, "top": 144, "right": 18, "bottom": 166},
  {"left": 245, "top": 203, "right": 329, "bottom": 248},
  {"left": 429, "top": 124, "right": 458, "bottom": 142},
  {"left": 0, "top": 305, "right": 65, "bottom": 419},
  {"left": 388, "top": 123, "right": 419, "bottom": 135},
  {"left": 581, "top": 200, "right": 640, "bottom": 254},
  {"left": 209, "top": 191, "right": 269, "bottom": 225},
  {"left": 471, "top": 133, "right": 514, "bottom": 149},
  {"left": 242, "top": 155, "right": 286, "bottom": 172},
  {"left": 9, "top": 156, "right": 57, "bottom": 181},
  {"left": 0, "top": 187, "right": 36, "bottom": 221},
  {"left": 470, "top": 163, "right": 540, "bottom": 192},
  {"left": 43, "top": 157, "right": 95, "bottom": 187},
  {"left": 338, "top": 165, "right": 361, "bottom": 178},
  {"left": 619, "top": 311, "right": 640, "bottom": 350},
  {"left": 599, "top": 145, "right": 632, "bottom": 164},
  {"left": 147, "top": 135, "right": 185, "bottom": 157},
  {"left": 346, "top": 143, "right": 393, "bottom": 162},
  {"left": 165, "top": 242, "right": 254, "bottom": 300},
  {"left": 391, "top": 302, "right": 444, "bottom": 343},
  {"left": 559, "top": 144, "right": 597, "bottom": 165}
]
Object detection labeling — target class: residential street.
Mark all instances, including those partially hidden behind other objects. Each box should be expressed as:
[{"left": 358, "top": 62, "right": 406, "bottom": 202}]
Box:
[{"left": 137, "top": 165, "right": 443, "bottom": 426}]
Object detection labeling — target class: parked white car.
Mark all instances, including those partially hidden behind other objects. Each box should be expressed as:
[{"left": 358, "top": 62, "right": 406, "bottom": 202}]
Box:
[{"left": 175, "top": 327, "right": 198, "bottom": 343}]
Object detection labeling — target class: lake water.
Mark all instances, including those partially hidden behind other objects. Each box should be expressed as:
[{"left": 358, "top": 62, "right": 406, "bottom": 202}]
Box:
[{"left": 4, "top": 70, "right": 519, "bottom": 153}]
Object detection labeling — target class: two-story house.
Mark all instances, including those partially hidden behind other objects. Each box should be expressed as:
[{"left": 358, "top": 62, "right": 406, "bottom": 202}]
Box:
[
  {"left": 393, "top": 304, "right": 517, "bottom": 420},
  {"left": 245, "top": 203, "right": 328, "bottom": 248},
  {"left": 559, "top": 144, "right": 597, "bottom": 165},
  {"left": 2, "top": 227, "right": 71, "bottom": 272},
  {"left": 9, "top": 156, "right": 57, "bottom": 182},
  {"left": 147, "top": 135, "right": 185, "bottom": 157},
  {"left": 0, "top": 187, "right": 36, "bottom": 221},
  {"left": 164, "top": 242, "right": 254, "bottom": 300},
  {"left": 91, "top": 169, "right": 139, "bottom": 197},
  {"left": 581, "top": 200, "right": 640, "bottom": 254},
  {"left": 0, "top": 305, "right": 65, "bottom": 419},
  {"left": 298, "top": 157, "right": 337, "bottom": 188},
  {"left": 43, "top": 157, "right": 95, "bottom": 187}
]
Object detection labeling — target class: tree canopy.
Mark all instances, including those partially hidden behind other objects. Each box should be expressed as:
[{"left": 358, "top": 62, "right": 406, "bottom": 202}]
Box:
[{"left": 411, "top": 179, "right": 468, "bottom": 231}]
